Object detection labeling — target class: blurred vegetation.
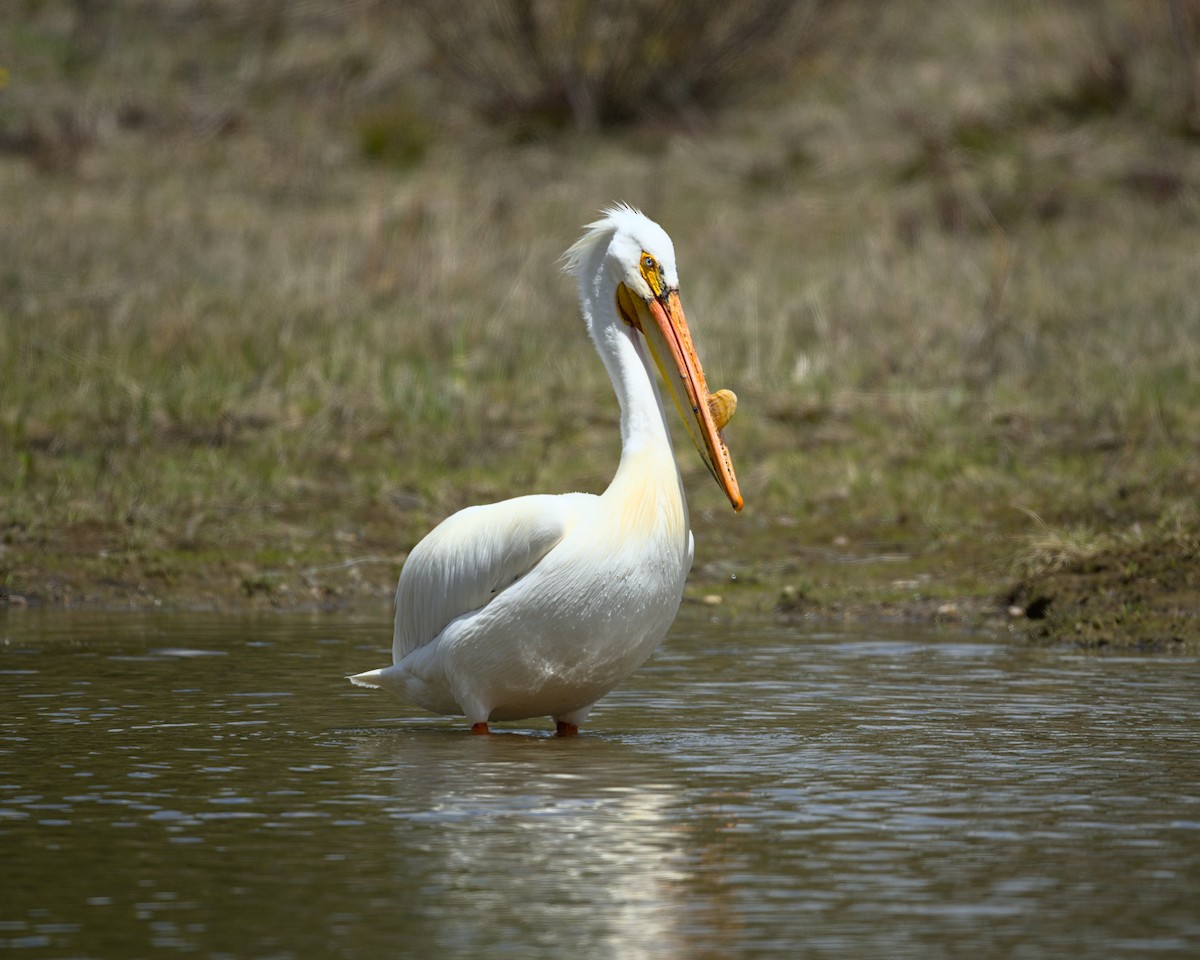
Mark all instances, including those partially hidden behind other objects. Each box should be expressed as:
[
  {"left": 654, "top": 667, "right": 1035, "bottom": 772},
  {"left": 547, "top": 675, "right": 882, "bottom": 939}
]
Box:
[
  {"left": 0, "top": 0, "right": 1197, "bottom": 646},
  {"left": 408, "top": 0, "right": 863, "bottom": 135}
]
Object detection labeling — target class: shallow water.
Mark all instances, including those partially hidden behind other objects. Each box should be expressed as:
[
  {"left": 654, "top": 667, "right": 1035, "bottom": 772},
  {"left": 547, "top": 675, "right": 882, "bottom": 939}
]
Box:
[{"left": 2, "top": 609, "right": 1198, "bottom": 959}]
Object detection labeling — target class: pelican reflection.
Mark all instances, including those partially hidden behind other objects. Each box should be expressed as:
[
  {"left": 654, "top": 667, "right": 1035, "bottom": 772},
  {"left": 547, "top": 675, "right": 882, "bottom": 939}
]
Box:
[{"left": 347, "top": 731, "right": 733, "bottom": 958}]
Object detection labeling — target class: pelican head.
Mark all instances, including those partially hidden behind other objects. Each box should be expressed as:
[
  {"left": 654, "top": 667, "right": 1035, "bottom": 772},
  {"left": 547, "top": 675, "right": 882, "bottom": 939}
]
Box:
[{"left": 565, "top": 205, "right": 743, "bottom": 512}]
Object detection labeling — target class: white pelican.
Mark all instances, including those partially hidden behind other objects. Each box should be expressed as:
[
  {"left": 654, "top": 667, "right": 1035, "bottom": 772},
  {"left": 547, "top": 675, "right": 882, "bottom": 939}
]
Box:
[{"left": 349, "top": 204, "right": 742, "bottom": 735}]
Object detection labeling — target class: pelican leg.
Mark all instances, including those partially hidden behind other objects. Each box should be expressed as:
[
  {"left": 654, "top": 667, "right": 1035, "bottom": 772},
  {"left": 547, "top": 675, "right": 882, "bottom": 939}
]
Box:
[
  {"left": 555, "top": 721, "right": 579, "bottom": 738},
  {"left": 470, "top": 722, "right": 491, "bottom": 735}
]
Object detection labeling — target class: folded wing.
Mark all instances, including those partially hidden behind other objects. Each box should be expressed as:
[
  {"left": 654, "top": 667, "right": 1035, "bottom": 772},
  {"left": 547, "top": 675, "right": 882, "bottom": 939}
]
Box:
[{"left": 392, "top": 494, "right": 581, "bottom": 662}]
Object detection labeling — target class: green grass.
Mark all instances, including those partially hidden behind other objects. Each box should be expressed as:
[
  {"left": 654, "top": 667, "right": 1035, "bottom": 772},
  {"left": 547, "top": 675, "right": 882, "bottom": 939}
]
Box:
[{"left": 1, "top": 1, "right": 1198, "bottom": 645}]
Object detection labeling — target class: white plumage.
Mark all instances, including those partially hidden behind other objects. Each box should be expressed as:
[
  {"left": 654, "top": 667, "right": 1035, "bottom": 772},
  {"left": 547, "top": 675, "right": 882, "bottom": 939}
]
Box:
[{"left": 349, "top": 205, "right": 741, "bottom": 735}]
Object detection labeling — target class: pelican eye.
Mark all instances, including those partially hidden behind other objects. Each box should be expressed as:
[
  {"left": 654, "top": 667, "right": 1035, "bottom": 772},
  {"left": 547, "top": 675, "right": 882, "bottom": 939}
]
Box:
[{"left": 639, "top": 253, "right": 664, "bottom": 296}]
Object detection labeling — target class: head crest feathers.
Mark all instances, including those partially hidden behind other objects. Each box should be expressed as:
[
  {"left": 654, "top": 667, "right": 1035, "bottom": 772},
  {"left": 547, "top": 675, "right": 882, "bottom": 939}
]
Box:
[{"left": 560, "top": 203, "right": 646, "bottom": 277}]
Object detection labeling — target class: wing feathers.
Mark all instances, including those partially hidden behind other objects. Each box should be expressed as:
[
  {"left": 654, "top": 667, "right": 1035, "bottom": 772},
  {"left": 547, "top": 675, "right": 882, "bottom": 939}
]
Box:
[{"left": 392, "top": 494, "right": 580, "bottom": 661}]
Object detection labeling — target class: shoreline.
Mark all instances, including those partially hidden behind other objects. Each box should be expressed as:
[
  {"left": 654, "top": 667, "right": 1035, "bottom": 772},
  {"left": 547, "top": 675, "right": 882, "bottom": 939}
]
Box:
[{"left": 5, "top": 536, "right": 1194, "bottom": 652}]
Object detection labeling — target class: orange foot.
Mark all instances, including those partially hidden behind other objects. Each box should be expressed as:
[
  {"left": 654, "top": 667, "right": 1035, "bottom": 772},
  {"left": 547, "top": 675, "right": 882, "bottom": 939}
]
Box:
[
  {"left": 555, "top": 721, "right": 579, "bottom": 738},
  {"left": 470, "top": 722, "right": 491, "bottom": 736}
]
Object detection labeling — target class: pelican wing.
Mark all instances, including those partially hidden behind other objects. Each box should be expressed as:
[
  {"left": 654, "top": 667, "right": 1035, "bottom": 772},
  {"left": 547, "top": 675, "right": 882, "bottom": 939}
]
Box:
[{"left": 392, "top": 494, "right": 581, "bottom": 661}]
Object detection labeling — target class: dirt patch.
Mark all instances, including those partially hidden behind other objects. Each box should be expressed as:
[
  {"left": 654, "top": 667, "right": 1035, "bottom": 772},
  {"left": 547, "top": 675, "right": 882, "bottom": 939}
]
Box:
[{"left": 1004, "top": 538, "right": 1200, "bottom": 651}]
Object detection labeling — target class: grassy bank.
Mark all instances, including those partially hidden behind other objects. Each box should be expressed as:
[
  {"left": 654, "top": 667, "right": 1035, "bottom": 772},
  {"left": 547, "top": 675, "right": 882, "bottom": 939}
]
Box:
[{"left": 2, "top": 1, "right": 1198, "bottom": 647}]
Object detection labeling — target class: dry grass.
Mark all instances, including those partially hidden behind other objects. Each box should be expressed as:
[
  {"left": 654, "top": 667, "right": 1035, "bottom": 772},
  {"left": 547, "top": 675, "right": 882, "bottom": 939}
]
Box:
[{"left": 1, "top": 0, "right": 1198, "bottom": 618}]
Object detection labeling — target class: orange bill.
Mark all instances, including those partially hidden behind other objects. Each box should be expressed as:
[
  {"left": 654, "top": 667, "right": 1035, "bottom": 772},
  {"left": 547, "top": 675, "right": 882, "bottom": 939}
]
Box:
[{"left": 617, "top": 283, "right": 743, "bottom": 512}]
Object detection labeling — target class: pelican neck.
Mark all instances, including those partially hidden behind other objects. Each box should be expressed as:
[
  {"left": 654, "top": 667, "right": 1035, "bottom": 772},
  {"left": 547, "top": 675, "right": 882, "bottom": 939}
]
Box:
[{"left": 578, "top": 279, "right": 685, "bottom": 515}]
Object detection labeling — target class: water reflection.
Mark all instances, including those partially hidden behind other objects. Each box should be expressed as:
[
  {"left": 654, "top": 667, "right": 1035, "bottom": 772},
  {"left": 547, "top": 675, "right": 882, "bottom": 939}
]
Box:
[{"left": 341, "top": 729, "right": 728, "bottom": 959}]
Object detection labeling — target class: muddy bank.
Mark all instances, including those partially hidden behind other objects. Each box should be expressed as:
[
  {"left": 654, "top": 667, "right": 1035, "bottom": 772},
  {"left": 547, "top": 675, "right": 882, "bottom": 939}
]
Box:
[
  {"left": 7, "top": 535, "right": 1196, "bottom": 654},
  {"left": 1004, "top": 538, "right": 1200, "bottom": 652}
]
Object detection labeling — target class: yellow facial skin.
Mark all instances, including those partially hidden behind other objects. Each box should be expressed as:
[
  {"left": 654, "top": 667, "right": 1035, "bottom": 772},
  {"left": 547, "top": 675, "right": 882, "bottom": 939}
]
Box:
[{"left": 639, "top": 253, "right": 666, "bottom": 298}]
